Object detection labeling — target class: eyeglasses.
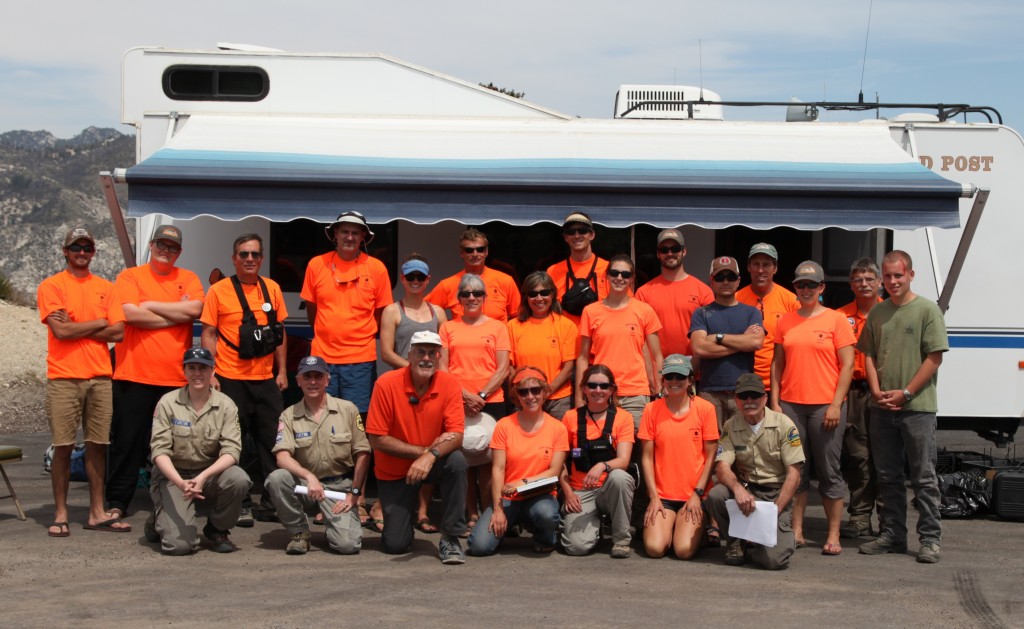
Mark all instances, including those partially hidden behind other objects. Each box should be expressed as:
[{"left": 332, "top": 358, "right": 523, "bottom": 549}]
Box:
[
  {"left": 793, "top": 281, "right": 821, "bottom": 290},
  {"left": 563, "top": 228, "right": 592, "bottom": 236},
  {"left": 658, "top": 245, "right": 683, "bottom": 254},
  {"left": 516, "top": 386, "right": 543, "bottom": 397},
  {"left": 458, "top": 290, "right": 486, "bottom": 299},
  {"left": 663, "top": 373, "right": 690, "bottom": 381},
  {"left": 410, "top": 346, "right": 441, "bottom": 358},
  {"left": 526, "top": 289, "right": 553, "bottom": 298},
  {"left": 236, "top": 251, "right": 262, "bottom": 259},
  {"left": 154, "top": 241, "right": 181, "bottom": 254},
  {"left": 66, "top": 244, "right": 95, "bottom": 253},
  {"left": 403, "top": 272, "right": 427, "bottom": 282},
  {"left": 462, "top": 246, "right": 488, "bottom": 254},
  {"left": 712, "top": 272, "right": 739, "bottom": 282},
  {"left": 737, "top": 392, "right": 766, "bottom": 400},
  {"left": 851, "top": 277, "right": 878, "bottom": 284},
  {"left": 608, "top": 269, "right": 633, "bottom": 279},
  {"left": 585, "top": 382, "right": 612, "bottom": 390}
]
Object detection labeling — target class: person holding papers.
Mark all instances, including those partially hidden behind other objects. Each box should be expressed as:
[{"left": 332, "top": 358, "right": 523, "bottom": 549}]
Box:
[
  {"left": 468, "top": 367, "right": 569, "bottom": 556},
  {"left": 705, "top": 373, "right": 804, "bottom": 569}
]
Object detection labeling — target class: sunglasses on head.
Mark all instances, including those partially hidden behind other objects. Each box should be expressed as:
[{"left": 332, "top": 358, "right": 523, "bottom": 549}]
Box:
[
  {"left": 608, "top": 269, "right": 633, "bottom": 279},
  {"left": 663, "top": 373, "right": 689, "bottom": 381},
  {"left": 154, "top": 240, "right": 181, "bottom": 254},
  {"left": 658, "top": 245, "right": 683, "bottom": 254},
  {"left": 236, "top": 250, "right": 262, "bottom": 259},
  {"left": 404, "top": 272, "right": 427, "bottom": 282},
  {"left": 527, "top": 289, "right": 553, "bottom": 298},
  {"left": 793, "top": 281, "right": 821, "bottom": 290},
  {"left": 67, "top": 244, "right": 95, "bottom": 253},
  {"left": 516, "top": 386, "right": 543, "bottom": 397},
  {"left": 585, "top": 381, "right": 612, "bottom": 390},
  {"left": 458, "top": 290, "right": 486, "bottom": 299},
  {"left": 563, "top": 227, "right": 592, "bottom": 236},
  {"left": 713, "top": 272, "right": 739, "bottom": 282},
  {"left": 462, "top": 245, "right": 487, "bottom": 254},
  {"left": 737, "top": 391, "right": 766, "bottom": 400}
]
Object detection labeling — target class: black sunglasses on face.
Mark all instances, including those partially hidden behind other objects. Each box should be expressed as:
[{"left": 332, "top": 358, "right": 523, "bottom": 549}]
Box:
[
  {"left": 404, "top": 272, "right": 427, "bottom": 282},
  {"left": 713, "top": 272, "right": 739, "bottom": 282},
  {"left": 658, "top": 245, "right": 683, "bottom": 254},
  {"left": 458, "top": 290, "right": 486, "bottom": 299},
  {"left": 794, "top": 281, "right": 821, "bottom": 290},
  {"left": 737, "top": 391, "right": 766, "bottom": 400},
  {"left": 527, "top": 289, "right": 553, "bottom": 298},
  {"left": 67, "top": 244, "right": 95, "bottom": 253},
  {"left": 585, "top": 381, "right": 612, "bottom": 390},
  {"left": 608, "top": 269, "right": 633, "bottom": 279},
  {"left": 462, "top": 246, "right": 487, "bottom": 254},
  {"left": 563, "top": 228, "right": 592, "bottom": 236},
  {"left": 517, "top": 386, "right": 543, "bottom": 397},
  {"left": 236, "top": 251, "right": 262, "bottom": 259},
  {"left": 663, "top": 373, "right": 689, "bottom": 381}
]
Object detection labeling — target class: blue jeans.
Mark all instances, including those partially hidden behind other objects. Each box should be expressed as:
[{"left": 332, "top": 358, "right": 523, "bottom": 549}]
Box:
[
  {"left": 467, "top": 494, "right": 560, "bottom": 556},
  {"left": 324, "top": 361, "right": 376, "bottom": 414},
  {"left": 869, "top": 409, "right": 941, "bottom": 546}
]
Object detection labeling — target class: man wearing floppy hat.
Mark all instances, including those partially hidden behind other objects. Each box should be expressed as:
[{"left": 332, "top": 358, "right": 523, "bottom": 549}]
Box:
[
  {"left": 544, "top": 212, "right": 611, "bottom": 325},
  {"left": 736, "top": 243, "right": 798, "bottom": 389}
]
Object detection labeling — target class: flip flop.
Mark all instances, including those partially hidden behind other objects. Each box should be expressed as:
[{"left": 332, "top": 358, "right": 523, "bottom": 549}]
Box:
[
  {"left": 357, "top": 504, "right": 371, "bottom": 527},
  {"left": 705, "top": 526, "right": 722, "bottom": 548},
  {"left": 84, "top": 518, "right": 132, "bottom": 533},
  {"left": 415, "top": 517, "right": 440, "bottom": 534},
  {"left": 795, "top": 539, "right": 808, "bottom": 549},
  {"left": 48, "top": 521, "right": 70, "bottom": 538},
  {"left": 366, "top": 518, "right": 384, "bottom": 534},
  {"left": 822, "top": 542, "right": 843, "bottom": 556}
]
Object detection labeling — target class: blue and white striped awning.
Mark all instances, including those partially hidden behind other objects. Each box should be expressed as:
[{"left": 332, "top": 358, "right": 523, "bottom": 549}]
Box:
[{"left": 124, "top": 115, "right": 970, "bottom": 230}]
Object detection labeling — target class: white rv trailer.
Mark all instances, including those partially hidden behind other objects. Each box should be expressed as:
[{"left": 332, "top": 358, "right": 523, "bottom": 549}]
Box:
[{"left": 103, "top": 45, "right": 1023, "bottom": 443}]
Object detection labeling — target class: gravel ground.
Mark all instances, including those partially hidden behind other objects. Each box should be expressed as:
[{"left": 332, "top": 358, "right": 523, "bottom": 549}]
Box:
[{"left": 0, "top": 300, "right": 49, "bottom": 434}]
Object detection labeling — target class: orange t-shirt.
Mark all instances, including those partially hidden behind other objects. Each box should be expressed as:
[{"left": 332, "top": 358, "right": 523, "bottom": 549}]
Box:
[
  {"left": 37, "top": 270, "right": 115, "bottom": 379},
  {"left": 440, "top": 317, "right": 511, "bottom": 402},
  {"left": 562, "top": 407, "right": 635, "bottom": 490},
  {"left": 507, "top": 314, "right": 579, "bottom": 400},
  {"left": 776, "top": 308, "right": 858, "bottom": 405},
  {"left": 579, "top": 299, "right": 662, "bottom": 397},
  {"left": 838, "top": 300, "right": 882, "bottom": 381},
  {"left": 736, "top": 283, "right": 798, "bottom": 387},
  {"left": 637, "top": 395, "right": 719, "bottom": 501},
  {"left": 366, "top": 368, "right": 465, "bottom": 481},
  {"left": 635, "top": 275, "right": 714, "bottom": 357},
  {"left": 545, "top": 256, "right": 610, "bottom": 326},
  {"left": 200, "top": 276, "right": 289, "bottom": 380},
  {"left": 108, "top": 265, "right": 204, "bottom": 386},
  {"left": 300, "top": 252, "right": 392, "bottom": 364},
  {"left": 427, "top": 267, "right": 520, "bottom": 322},
  {"left": 490, "top": 413, "right": 569, "bottom": 500}
]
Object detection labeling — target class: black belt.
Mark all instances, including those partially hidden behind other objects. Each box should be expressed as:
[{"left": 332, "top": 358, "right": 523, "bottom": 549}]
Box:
[
  {"left": 850, "top": 379, "right": 869, "bottom": 392},
  {"left": 741, "top": 480, "right": 780, "bottom": 492}
]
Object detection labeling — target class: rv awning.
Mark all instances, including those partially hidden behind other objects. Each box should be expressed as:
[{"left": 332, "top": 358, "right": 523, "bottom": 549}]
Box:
[{"left": 124, "top": 115, "right": 970, "bottom": 230}]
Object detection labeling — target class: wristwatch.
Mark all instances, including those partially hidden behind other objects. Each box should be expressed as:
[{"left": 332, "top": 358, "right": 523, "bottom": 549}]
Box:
[
  {"left": 429, "top": 448, "right": 441, "bottom": 459},
  {"left": 603, "top": 462, "right": 612, "bottom": 473},
  {"left": 902, "top": 389, "right": 914, "bottom": 402},
  {"left": 478, "top": 390, "right": 489, "bottom": 400},
  {"left": 350, "top": 487, "right": 362, "bottom": 497},
  {"left": 694, "top": 487, "right": 705, "bottom": 498},
  {"left": 715, "top": 333, "right": 725, "bottom": 345}
]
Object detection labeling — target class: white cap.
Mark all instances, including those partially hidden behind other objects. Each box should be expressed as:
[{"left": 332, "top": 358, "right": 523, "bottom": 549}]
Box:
[{"left": 409, "top": 330, "right": 442, "bottom": 347}]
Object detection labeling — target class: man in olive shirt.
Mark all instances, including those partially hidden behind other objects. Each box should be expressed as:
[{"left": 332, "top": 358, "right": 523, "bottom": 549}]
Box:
[{"left": 265, "top": 356, "right": 371, "bottom": 555}]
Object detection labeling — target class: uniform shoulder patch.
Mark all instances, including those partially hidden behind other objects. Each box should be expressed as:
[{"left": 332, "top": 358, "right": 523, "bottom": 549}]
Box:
[
  {"left": 356, "top": 414, "right": 366, "bottom": 432},
  {"left": 786, "top": 426, "right": 802, "bottom": 448},
  {"left": 716, "top": 444, "right": 724, "bottom": 457}
]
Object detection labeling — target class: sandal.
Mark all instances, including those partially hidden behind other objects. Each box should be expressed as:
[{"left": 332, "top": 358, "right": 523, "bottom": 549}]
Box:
[
  {"left": 460, "top": 514, "right": 479, "bottom": 539},
  {"left": 795, "top": 539, "right": 808, "bottom": 549},
  {"left": 48, "top": 521, "right": 70, "bottom": 538},
  {"left": 822, "top": 542, "right": 842, "bottom": 556},
  {"left": 366, "top": 518, "right": 384, "bottom": 533},
  {"left": 357, "top": 504, "right": 370, "bottom": 528},
  {"left": 415, "top": 517, "right": 439, "bottom": 534},
  {"left": 705, "top": 526, "right": 721, "bottom": 548}
]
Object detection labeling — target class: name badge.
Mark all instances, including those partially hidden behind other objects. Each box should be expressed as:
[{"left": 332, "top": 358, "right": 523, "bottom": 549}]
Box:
[
  {"left": 171, "top": 418, "right": 192, "bottom": 427},
  {"left": 294, "top": 431, "right": 312, "bottom": 439},
  {"left": 735, "top": 445, "right": 747, "bottom": 451}
]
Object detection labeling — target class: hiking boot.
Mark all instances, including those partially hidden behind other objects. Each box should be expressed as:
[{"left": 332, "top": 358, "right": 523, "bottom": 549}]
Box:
[
  {"left": 858, "top": 536, "right": 907, "bottom": 555},
  {"left": 236, "top": 507, "right": 255, "bottom": 528},
  {"left": 840, "top": 520, "right": 873, "bottom": 539},
  {"left": 439, "top": 535, "right": 466, "bottom": 565},
  {"left": 203, "top": 522, "right": 236, "bottom": 553},
  {"left": 144, "top": 514, "right": 159, "bottom": 544},
  {"left": 610, "top": 544, "right": 632, "bottom": 559},
  {"left": 254, "top": 504, "right": 280, "bottom": 523},
  {"left": 724, "top": 544, "right": 746, "bottom": 566},
  {"left": 917, "top": 543, "right": 941, "bottom": 564},
  {"left": 286, "top": 531, "right": 311, "bottom": 555}
]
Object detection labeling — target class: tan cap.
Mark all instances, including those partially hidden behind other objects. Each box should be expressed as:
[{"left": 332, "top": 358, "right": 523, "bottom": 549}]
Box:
[
  {"left": 562, "top": 212, "right": 593, "bottom": 228},
  {"left": 151, "top": 224, "right": 183, "bottom": 246},
  {"left": 63, "top": 227, "right": 95, "bottom": 247},
  {"left": 710, "top": 256, "right": 740, "bottom": 276},
  {"left": 793, "top": 260, "right": 824, "bottom": 283},
  {"left": 657, "top": 228, "right": 684, "bottom": 246}
]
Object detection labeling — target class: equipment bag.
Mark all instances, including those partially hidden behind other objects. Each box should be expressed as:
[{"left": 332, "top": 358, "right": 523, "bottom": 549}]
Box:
[
  {"left": 560, "top": 257, "right": 599, "bottom": 316},
  {"left": 221, "top": 275, "right": 284, "bottom": 359}
]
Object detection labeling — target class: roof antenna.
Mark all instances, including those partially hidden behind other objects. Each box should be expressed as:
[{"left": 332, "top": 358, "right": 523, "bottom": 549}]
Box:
[
  {"left": 698, "top": 39, "right": 705, "bottom": 102},
  {"left": 858, "top": 0, "right": 874, "bottom": 105}
]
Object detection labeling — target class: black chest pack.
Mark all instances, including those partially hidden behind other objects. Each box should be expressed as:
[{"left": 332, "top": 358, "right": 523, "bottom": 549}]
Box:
[
  {"left": 221, "top": 275, "right": 285, "bottom": 359},
  {"left": 560, "top": 257, "right": 599, "bottom": 316},
  {"left": 569, "top": 406, "right": 618, "bottom": 472}
]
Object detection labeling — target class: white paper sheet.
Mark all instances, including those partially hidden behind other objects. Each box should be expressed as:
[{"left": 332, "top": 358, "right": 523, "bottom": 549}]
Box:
[
  {"left": 293, "top": 485, "right": 347, "bottom": 501},
  {"left": 725, "top": 499, "right": 779, "bottom": 547}
]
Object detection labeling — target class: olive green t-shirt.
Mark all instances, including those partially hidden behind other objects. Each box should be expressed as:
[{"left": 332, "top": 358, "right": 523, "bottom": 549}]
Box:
[{"left": 857, "top": 295, "right": 949, "bottom": 413}]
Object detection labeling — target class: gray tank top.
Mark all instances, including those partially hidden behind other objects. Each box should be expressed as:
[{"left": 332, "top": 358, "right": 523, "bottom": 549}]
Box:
[{"left": 394, "top": 300, "right": 440, "bottom": 360}]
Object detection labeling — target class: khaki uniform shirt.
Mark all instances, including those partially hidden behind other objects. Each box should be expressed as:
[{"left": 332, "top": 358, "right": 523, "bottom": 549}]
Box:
[
  {"left": 150, "top": 387, "right": 242, "bottom": 471},
  {"left": 273, "top": 395, "right": 371, "bottom": 479},
  {"left": 715, "top": 407, "right": 804, "bottom": 488}
]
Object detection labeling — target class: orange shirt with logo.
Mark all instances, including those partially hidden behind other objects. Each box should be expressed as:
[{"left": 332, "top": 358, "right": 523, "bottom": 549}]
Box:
[
  {"left": 427, "top": 267, "right": 520, "bottom": 322},
  {"left": 838, "top": 300, "right": 882, "bottom": 381},
  {"left": 562, "top": 407, "right": 635, "bottom": 490},
  {"left": 440, "top": 317, "right": 511, "bottom": 402},
  {"left": 637, "top": 395, "right": 719, "bottom": 501},
  {"left": 736, "top": 283, "right": 798, "bottom": 387},
  {"left": 490, "top": 413, "right": 569, "bottom": 500},
  {"left": 579, "top": 299, "right": 662, "bottom": 397},
  {"left": 545, "top": 256, "right": 610, "bottom": 326},
  {"left": 776, "top": 308, "right": 858, "bottom": 405},
  {"left": 108, "top": 265, "right": 205, "bottom": 386},
  {"left": 366, "top": 368, "right": 465, "bottom": 481},
  {"left": 200, "top": 277, "right": 289, "bottom": 380},
  {"left": 507, "top": 314, "right": 579, "bottom": 400},
  {"left": 635, "top": 275, "right": 714, "bottom": 357},
  {"left": 300, "top": 252, "right": 393, "bottom": 364},
  {"left": 37, "top": 270, "right": 115, "bottom": 380}
]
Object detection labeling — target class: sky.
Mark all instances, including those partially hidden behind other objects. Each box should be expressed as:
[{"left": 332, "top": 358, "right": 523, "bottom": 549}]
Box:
[{"left": 2, "top": 1, "right": 1022, "bottom": 138}]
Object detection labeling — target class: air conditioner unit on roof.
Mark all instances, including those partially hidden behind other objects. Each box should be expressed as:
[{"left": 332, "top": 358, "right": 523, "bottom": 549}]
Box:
[{"left": 614, "top": 85, "right": 723, "bottom": 120}]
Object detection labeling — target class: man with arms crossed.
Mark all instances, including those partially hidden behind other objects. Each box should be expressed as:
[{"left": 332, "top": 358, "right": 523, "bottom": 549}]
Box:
[
  {"left": 736, "top": 243, "right": 797, "bottom": 389},
  {"left": 428, "top": 228, "right": 520, "bottom": 322}
]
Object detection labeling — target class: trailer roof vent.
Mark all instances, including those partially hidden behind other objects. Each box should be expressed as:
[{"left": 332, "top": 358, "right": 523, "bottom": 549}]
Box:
[{"left": 614, "top": 85, "right": 723, "bottom": 120}]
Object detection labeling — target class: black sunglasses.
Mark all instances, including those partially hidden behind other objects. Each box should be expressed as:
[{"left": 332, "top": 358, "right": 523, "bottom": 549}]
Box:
[
  {"left": 608, "top": 269, "right": 633, "bottom": 279},
  {"left": 527, "top": 289, "right": 553, "bottom": 298},
  {"left": 793, "top": 281, "right": 821, "bottom": 290},
  {"left": 517, "top": 386, "right": 543, "bottom": 397},
  {"left": 462, "top": 245, "right": 488, "bottom": 254},
  {"left": 404, "top": 272, "right": 428, "bottom": 282},
  {"left": 236, "top": 251, "right": 262, "bottom": 259},
  {"left": 563, "top": 227, "right": 592, "bottom": 236},
  {"left": 585, "top": 381, "right": 612, "bottom": 390},
  {"left": 663, "top": 373, "right": 690, "bottom": 381},
  {"left": 713, "top": 272, "right": 739, "bottom": 282},
  {"left": 458, "top": 290, "right": 486, "bottom": 299},
  {"left": 658, "top": 245, "right": 683, "bottom": 254},
  {"left": 737, "top": 391, "right": 766, "bottom": 400},
  {"left": 67, "top": 244, "right": 95, "bottom": 253}
]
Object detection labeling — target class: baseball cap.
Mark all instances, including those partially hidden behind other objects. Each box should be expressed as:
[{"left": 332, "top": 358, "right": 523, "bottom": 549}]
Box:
[
  {"left": 462, "top": 412, "right": 497, "bottom": 467},
  {"left": 748, "top": 242, "right": 778, "bottom": 260},
  {"left": 562, "top": 212, "right": 593, "bottom": 228},
  {"left": 63, "top": 227, "right": 96, "bottom": 247},
  {"left": 793, "top": 260, "right": 824, "bottom": 283},
  {"left": 735, "top": 373, "right": 766, "bottom": 395},
  {"left": 296, "top": 356, "right": 330, "bottom": 375},
  {"left": 657, "top": 228, "right": 684, "bottom": 246},
  {"left": 328, "top": 211, "right": 375, "bottom": 243},
  {"left": 661, "top": 354, "right": 693, "bottom": 377},
  {"left": 409, "top": 331, "right": 443, "bottom": 347},
  {"left": 183, "top": 346, "right": 215, "bottom": 366},
  {"left": 710, "top": 256, "right": 740, "bottom": 276},
  {"left": 152, "top": 225, "right": 183, "bottom": 246},
  {"left": 401, "top": 259, "right": 430, "bottom": 276}
]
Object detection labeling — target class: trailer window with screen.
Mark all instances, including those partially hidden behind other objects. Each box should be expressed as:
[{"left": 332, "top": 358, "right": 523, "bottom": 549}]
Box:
[{"left": 162, "top": 65, "right": 269, "bottom": 101}]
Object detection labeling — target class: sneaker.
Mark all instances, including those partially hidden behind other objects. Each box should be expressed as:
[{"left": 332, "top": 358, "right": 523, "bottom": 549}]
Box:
[
  {"left": 724, "top": 544, "right": 746, "bottom": 566},
  {"left": 439, "top": 535, "right": 466, "bottom": 565},
  {"left": 236, "top": 507, "right": 255, "bottom": 528},
  {"left": 144, "top": 514, "right": 159, "bottom": 544},
  {"left": 858, "top": 536, "right": 907, "bottom": 555},
  {"left": 610, "top": 544, "right": 632, "bottom": 559},
  {"left": 286, "top": 531, "right": 311, "bottom": 555},
  {"left": 840, "top": 520, "right": 873, "bottom": 539},
  {"left": 917, "top": 543, "right": 941, "bottom": 564},
  {"left": 203, "top": 522, "right": 236, "bottom": 553}
]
